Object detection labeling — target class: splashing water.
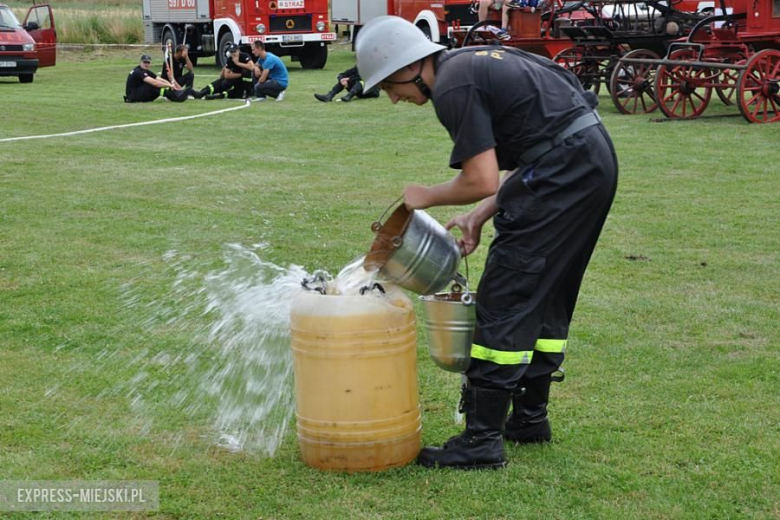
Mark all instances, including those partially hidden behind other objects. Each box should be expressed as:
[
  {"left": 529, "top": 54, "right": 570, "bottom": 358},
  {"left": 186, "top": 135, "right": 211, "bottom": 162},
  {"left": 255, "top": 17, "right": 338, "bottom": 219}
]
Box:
[
  {"left": 331, "top": 255, "right": 379, "bottom": 295},
  {"left": 199, "top": 244, "right": 308, "bottom": 455},
  {"left": 119, "top": 244, "right": 385, "bottom": 456}
]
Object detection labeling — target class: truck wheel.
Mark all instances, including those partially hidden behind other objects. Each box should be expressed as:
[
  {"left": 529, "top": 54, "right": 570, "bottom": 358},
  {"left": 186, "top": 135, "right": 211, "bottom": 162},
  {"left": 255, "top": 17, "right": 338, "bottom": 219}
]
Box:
[
  {"left": 417, "top": 23, "right": 432, "bottom": 41},
  {"left": 299, "top": 43, "right": 327, "bottom": 69},
  {"left": 162, "top": 27, "right": 177, "bottom": 54},
  {"left": 217, "top": 32, "right": 234, "bottom": 68},
  {"left": 19, "top": 74, "right": 33, "bottom": 83}
]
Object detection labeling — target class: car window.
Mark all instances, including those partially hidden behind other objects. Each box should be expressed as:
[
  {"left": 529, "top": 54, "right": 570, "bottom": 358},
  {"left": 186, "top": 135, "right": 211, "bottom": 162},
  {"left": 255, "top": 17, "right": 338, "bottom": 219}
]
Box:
[
  {"left": 774, "top": 0, "right": 779, "bottom": 17},
  {"left": 26, "top": 6, "right": 52, "bottom": 29},
  {"left": 0, "top": 6, "right": 23, "bottom": 28}
]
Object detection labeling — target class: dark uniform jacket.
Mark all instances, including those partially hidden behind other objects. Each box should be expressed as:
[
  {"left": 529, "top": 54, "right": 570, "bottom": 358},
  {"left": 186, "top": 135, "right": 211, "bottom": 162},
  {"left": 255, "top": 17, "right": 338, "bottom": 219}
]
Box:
[
  {"left": 225, "top": 52, "right": 253, "bottom": 77},
  {"left": 125, "top": 66, "right": 160, "bottom": 103},
  {"left": 161, "top": 56, "right": 188, "bottom": 82},
  {"left": 432, "top": 47, "right": 598, "bottom": 170}
]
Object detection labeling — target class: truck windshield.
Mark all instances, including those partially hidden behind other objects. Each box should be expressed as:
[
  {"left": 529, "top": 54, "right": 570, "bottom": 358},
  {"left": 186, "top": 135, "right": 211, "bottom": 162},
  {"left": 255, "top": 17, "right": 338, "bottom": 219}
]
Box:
[{"left": 0, "top": 6, "right": 23, "bottom": 29}]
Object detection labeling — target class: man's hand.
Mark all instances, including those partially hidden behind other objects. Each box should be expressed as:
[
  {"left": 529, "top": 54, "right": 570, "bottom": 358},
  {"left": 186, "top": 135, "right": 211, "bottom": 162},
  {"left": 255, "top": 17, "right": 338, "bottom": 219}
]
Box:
[
  {"left": 340, "top": 78, "right": 349, "bottom": 88},
  {"left": 403, "top": 184, "right": 431, "bottom": 210},
  {"left": 445, "top": 212, "right": 483, "bottom": 256}
]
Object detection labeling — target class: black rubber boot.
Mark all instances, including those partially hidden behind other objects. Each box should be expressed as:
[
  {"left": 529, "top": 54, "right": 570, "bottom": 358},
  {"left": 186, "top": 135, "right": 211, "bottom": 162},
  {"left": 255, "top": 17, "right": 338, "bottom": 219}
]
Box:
[
  {"left": 314, "top": 83, "right": 343, "bottom": 102},
  {"left": 417, "top": 386, "right": 511, "bottom": 470},
  {"left": 339, "top": 92, "right": 355, "bottom": 102},
  {"left": 194, "top": 84, "right": 213, "bottom": 99},
  {"left": 505, "top": 375, "right": 552, "bottom": 444}
]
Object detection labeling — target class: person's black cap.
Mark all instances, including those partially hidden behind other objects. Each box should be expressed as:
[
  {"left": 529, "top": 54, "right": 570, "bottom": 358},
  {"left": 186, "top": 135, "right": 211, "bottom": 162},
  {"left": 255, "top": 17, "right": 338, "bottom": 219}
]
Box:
[
  {"left": 140, "top": 54, "right": 152, "bottom": 63},
  {"left": 227, "top": 44, "right": 240, "bottom": 53}
]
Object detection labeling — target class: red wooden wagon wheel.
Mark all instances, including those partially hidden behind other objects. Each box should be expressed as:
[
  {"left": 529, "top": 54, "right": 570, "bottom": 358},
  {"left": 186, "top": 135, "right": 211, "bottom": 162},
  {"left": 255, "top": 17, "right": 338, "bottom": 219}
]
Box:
[
  {"left": 655, "top": 49, "right": 714, "bottom": 120},
  {"left": 714, "top": 53, "right": 748, "bottom": 106},
  {"left": 554, "top": 47, "right": 602, "bottom": 95},
  {"left": 610, "top": 49, "right": 661, "bottom": 115},
  {"left": 736, "top": 49, "right": 780, "bottom": 124},
  {"left": 715, "top": 65, "right": 741, "bottom": 106}
]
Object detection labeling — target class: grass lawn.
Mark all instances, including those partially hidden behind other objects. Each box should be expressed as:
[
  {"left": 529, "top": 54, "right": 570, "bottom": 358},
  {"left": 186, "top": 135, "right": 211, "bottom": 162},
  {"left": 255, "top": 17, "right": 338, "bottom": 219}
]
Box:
[{"left": 1, "top": 44, "right": 779, "bottom": 519}]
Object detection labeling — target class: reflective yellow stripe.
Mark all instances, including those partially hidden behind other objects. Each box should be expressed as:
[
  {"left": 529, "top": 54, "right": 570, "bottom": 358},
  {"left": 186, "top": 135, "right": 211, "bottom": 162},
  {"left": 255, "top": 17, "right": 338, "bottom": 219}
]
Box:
[
  {"left": 471, "top": 344, "right": 533, "bottom": 365},
  {"left": 160, "top": 88, "right": 166, "bottom": 95},
  {"left": 535, "top": 339, "right": 567, "bottom": 353}
]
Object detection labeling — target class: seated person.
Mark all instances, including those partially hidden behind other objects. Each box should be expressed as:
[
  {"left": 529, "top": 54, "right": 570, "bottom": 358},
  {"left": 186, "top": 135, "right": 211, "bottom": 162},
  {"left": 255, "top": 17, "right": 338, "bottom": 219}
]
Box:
[
  {"left": 161, "top": 44, "right": 195, "bottom": 89},
  {"left": 477, "top": 0, "right": 511, "bottom": 40},
  {"left": 314, "top": 66, "right": 380, "bottom": 102},
  {"left": 124, "top": 54, "right": 193, "bottom": 103},
  {"left": 195, "top": 44, "right": 254, "bottom": 99},
  {"left": 476, "top": 0, "right": 540, "bottom": 39},
  {"left": 250, "top": 41, "right": 289, "bottom": 101}
]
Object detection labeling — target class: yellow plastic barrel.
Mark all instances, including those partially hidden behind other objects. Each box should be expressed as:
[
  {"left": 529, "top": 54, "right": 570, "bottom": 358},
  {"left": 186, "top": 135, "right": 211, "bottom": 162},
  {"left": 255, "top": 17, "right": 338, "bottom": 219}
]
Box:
[{"left": 290, "top": 286, "right": 421, "bottom": 472}]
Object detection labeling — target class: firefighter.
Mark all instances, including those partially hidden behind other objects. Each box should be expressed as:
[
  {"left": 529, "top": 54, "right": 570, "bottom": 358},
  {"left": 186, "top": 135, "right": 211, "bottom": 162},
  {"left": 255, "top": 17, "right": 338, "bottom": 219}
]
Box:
[
  {"left": 356, "top": 16, "right": 618, "bottom": 470},
  {"left": 195, "top": 44, "right": 254, "bottom": 100},
  {"left": 124, "top": 54, "right": 193, "bottom": 103},
  {"left": 314, "top": 66, "right": 380, "bottom": 103},
  {"left": 161, "top": 44, "right": 195, "bottom": 89}
]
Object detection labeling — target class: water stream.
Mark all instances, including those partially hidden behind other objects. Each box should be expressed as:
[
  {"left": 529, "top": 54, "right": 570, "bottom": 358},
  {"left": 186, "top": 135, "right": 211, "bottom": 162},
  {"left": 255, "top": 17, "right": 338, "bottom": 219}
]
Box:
[{"left": 119, "top": 244, "right": 381, "bottom": 456}]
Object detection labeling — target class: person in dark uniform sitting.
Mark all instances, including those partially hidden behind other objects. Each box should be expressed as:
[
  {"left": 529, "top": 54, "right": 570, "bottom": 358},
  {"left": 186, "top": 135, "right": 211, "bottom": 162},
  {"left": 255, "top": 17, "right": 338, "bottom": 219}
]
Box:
[
  {"left": 314, "top": 65, "right": 380, "bottom": 103},
  {"left": 195, "top": 44, "right": 254, "bottom": 100},
  {"left": 124, "top": 54, "right": 193, "bottom": 103},
  {"left": 356, "top": 16, "right": 618, "bottom": 470},
  {"left": 161, "top": 44, "right": 195, "bottom": 89}
]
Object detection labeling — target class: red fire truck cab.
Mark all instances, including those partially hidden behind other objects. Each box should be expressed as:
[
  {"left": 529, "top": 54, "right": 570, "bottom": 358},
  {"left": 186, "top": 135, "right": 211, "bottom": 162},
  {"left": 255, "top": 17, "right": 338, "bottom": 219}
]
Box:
[
  {"left": 143, "top": 0, "right": 335, "bottom": 69},
  {"left": 0, "top": 3, "right": 56, "bottom": 83},
  {"left": 332, "top": 0, "right": 477, "bottom": 45}
]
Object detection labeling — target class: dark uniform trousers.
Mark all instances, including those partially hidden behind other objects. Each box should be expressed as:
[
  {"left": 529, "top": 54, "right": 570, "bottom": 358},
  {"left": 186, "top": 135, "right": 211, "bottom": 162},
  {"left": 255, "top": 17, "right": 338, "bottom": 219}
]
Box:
[
  {"left": 203, "top": 77, "right": 252, "bottom": 99},
  {"left": 162, "top": 70, "right": 194, "bottom": 89},
  {"left": 175, "top": 72, "right": 195, "bottom": 89},
  {"left": 125, "top": 85, "right": 190, "bottom": 103},
  {"left": 344, "top": 77, "right": 380, "bottom": 99},
  {"left": 468, "top": 124, "right": 618, "bottom": 390}
]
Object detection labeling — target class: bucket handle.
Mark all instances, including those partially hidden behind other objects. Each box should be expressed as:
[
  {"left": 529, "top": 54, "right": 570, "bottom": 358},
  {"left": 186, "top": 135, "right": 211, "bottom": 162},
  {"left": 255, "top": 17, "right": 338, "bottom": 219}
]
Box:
[
  {"left": 301, "top": 273, "right": 328, "bottom": 295},
  {"left": 451, "top": 256, "right": 473, "bottom": 305},
  {"left": 359, "top": 283, "right": 386, "bottom": 295},
  {"left": 370, "top": 195, "right": 404, "bottom": 234}
]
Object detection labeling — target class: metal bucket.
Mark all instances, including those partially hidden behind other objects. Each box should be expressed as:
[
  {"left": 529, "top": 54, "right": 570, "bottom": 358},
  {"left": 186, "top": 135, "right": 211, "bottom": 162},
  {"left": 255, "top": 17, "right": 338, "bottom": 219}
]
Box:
[
  {"left": 420, "top": 289, "right": 475, "bottom": 373},
  {"left": 364, "top": 204, "right": 464, "bottom": 295}
]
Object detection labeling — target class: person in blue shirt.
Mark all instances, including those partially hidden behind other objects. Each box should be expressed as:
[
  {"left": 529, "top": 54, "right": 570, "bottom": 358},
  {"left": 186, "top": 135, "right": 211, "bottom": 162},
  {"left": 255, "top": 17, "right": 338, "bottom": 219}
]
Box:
[{"left": 251, "top": 41, "right": 289, "bottom": 102}]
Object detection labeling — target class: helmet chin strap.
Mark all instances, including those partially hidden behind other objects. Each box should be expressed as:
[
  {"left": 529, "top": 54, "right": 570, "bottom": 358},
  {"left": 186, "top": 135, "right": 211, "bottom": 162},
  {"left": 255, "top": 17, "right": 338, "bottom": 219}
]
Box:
[
  {"left": 413, "top": 75, "right": 432, "bottom": 98},
  {"left": 383, "top": 59, "right": 433, "bottom": 98},
  {"left": 409, "top": 59, "right": 431, "bottom": 98}
]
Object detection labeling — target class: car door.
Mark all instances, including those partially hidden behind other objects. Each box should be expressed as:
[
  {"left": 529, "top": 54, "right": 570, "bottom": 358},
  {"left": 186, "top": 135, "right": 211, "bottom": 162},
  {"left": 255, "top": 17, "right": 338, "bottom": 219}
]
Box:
[{"left": 24, "top": 4, "right": 56, "bottom": 67}]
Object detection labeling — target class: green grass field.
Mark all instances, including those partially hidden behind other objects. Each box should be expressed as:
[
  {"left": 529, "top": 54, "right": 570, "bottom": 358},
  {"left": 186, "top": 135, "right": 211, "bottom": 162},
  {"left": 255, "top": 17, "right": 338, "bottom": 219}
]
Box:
[
  {"left": 8, "top": 1, "right": 143, "bottom": 44},
  {"left": 1, "top": 45, "right": 779, "bottom": 519}
]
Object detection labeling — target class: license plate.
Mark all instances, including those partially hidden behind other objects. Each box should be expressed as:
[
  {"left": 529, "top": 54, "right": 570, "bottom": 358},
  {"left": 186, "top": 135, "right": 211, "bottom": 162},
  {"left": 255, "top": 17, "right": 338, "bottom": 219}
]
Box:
[
  {"left": 0, "top": 61, "right": 16, "bottom": 67},
  {"left": 279, "top": 0, "right": 304, "bottom": 8},
  {"left": 282, "top": 35, "right": 303, "bottom": 43}
]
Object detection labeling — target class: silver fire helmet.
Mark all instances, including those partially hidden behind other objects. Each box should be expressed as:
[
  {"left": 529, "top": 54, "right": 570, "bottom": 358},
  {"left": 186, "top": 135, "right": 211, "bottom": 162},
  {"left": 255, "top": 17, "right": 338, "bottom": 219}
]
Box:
[{"left": 356, "top": 16, "right": 445, "bottom": 91}]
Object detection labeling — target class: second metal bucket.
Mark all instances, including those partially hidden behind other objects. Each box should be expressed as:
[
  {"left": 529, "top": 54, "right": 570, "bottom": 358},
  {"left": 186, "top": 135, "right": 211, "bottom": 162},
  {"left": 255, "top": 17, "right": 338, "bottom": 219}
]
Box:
[
  {"left": 419, "top": 290, "right": 475, "bottom": 373},
  {"left": 364, "top": 204, "right": 464, "bottom": 295}
]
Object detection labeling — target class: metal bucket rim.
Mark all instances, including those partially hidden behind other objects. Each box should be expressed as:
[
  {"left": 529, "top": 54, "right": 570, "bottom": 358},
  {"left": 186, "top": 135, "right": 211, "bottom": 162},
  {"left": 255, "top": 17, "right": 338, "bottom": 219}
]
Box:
[{"left": 364, "top": 204, "right": 413, "bottom": 272}]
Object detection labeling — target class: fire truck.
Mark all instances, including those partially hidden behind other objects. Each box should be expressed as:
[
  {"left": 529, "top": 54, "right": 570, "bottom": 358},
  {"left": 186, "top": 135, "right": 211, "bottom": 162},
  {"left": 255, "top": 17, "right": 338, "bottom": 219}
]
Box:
[
  {"left": 331, "top": 0, "right": 477, "bottom": 45},
  {"left": 142, "top": 0, "right": 336, "bottom": 69}
]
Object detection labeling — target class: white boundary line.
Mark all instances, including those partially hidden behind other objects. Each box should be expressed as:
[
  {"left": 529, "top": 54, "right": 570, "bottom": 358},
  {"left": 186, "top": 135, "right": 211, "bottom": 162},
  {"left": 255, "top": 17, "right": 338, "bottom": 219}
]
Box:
[{"left": 0, "top": 100, "right": 252, "bottom": 144}]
